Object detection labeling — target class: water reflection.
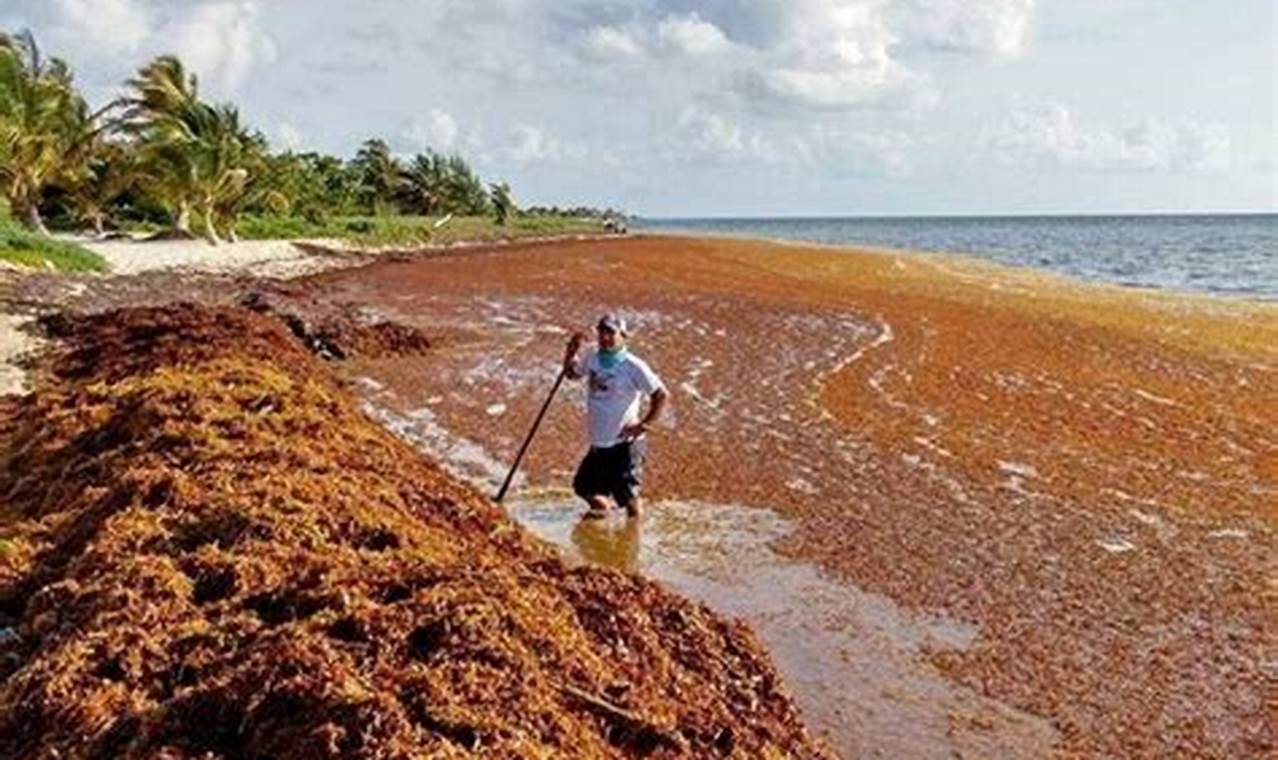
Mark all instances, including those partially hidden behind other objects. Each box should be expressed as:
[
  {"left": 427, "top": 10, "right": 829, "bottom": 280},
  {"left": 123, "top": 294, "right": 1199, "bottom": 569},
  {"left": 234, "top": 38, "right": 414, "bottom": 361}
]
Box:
[
  {"left": 570, "top": 515, "right": 641, "bottom": 572},
  {"left": 506, "top": 492, "right": 1060, "bottom": 760}
]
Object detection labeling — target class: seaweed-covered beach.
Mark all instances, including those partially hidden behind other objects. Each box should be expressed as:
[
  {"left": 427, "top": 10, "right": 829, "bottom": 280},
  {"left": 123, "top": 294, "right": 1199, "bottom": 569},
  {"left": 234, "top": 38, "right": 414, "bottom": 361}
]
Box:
[
  {"left": 307, "top": 234, "right": 1277, "bottom": 759},
  {"left": 2, "top": 233, "right": 1275, "bottom": 759}
]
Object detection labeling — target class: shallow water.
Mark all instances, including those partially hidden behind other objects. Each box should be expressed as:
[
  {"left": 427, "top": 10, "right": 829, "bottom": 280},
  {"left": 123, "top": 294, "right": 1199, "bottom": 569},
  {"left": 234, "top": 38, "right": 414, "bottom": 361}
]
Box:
[
  {"left": 508, "top": 492, "right": 1060, "bottom": 759},
  {"left": 357, "top": 372, "right": 1063, "bottom": 759}
]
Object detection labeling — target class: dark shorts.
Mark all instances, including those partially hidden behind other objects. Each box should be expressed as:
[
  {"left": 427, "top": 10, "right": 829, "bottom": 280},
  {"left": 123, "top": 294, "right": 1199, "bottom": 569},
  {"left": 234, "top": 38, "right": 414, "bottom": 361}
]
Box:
[{"left": 572, "top": 439, "right": 647, "bottom": 507}]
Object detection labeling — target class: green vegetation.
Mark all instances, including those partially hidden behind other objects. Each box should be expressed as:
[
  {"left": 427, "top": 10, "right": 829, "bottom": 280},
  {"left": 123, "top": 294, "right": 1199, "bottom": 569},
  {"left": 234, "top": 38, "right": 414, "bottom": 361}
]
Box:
[
  {"left": 236, "top": 213, "right": 600, "bottom": 247},
  {"left": 0, "top": 31, "right": 102, "bottom": 236},
  {"left": 0, "top": 214, "right": 105, "bottom": 271},
  {"left": 0, "top": 28, "right": 620, "bottom": 263}
]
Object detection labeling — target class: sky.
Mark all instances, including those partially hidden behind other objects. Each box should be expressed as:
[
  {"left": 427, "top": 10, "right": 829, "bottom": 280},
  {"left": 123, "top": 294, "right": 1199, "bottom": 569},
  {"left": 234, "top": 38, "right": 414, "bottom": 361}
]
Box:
[{"left": 4, "top": 0, "right": 1276, "bottom": 216}]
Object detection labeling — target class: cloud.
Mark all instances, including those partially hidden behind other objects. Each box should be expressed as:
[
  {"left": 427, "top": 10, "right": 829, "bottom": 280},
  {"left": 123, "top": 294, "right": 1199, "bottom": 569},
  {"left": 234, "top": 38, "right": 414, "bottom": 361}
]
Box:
[
  {"left": 988, "top": 102, "right": 1232, "bottom": 173},
  {"left": 656, "top": 13, "right": 732, "bottom": 56},
  {"left": 674, "top": 104, "right": 916, "bottom": 176},
  {"left": 44, "top": 0, "right": 151, "bottom": 56},
  {"left": 276, "top": 121, "right": 306, "bottom": 151},
  {"left": 506, "top": 124, "right": 563, "bottom": 164},
  {"left": 405, "top": 109, "right": 461, "bottom": 152},
  {"left": 894, "top": 0, "right": 1034, "bottom": 57},
  {"left": 804, "top": 125, "right": 918, "bottom": 177},
  {"left": 628, "top": 1, "right": 1030, "bottom": 111},
  {"left": 730, "top": 1, "right": 931, "bottom": 110},
  {"left": 583, "top": 24, "right": 643, "bottom": 59},
  {"left": 168, "top": 2, "right": 276, "bottom": 96},
  {"left": 2, "top": 0, "right": 276, "bottom": 95},
  {"left": 678, "top": 106, "right": 748, "bottom": 157}
]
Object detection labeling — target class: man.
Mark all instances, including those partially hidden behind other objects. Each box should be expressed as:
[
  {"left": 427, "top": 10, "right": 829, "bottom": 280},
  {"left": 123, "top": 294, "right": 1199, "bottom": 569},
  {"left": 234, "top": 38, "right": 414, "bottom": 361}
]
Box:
[{"left": 563, "top": 313, "right": 667, "bottom": 518}]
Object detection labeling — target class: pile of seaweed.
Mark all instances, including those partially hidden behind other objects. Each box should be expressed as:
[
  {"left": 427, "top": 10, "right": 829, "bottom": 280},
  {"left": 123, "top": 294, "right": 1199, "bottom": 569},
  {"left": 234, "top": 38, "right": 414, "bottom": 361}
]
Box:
[
  {"left": 0, "top": 304, "right": 831, "bottom": 759},
  {"left": 239, "top": 290, "right": 432, "bottom": 361}
]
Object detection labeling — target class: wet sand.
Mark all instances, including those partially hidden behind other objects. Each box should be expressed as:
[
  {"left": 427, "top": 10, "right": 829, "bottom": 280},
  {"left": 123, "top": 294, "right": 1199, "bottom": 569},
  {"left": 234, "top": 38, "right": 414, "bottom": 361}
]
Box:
[{"left": 306, "top": 235, "right": 1277, "bottom": 759}]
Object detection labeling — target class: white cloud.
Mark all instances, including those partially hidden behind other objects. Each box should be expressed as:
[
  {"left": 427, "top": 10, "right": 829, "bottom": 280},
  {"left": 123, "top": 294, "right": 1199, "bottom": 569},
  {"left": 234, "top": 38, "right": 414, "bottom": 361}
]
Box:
[
  {"left": 805, "top": 125, "right": 918, "bottom": 177},
  {"left": 679, "top": 106, "right": 747, "bottom": 156},
  {"left": 2, "top": 0, "right": 276, "bottom": 95},
  {"left": 674, "top": 104, "right": 914, "bottom": 176},
  {"left": 657, "top": 13, "right": 732, "bottom": 56},
  {"left": 988, "top": 103, "right": 1232, "bottom": 173},
  {"left": 583, "top": 24, "right": 643, "bottom": 59},
  {"left": 734, "top": 2, "right": 929, "bottom": 110},
  {"left": 405, "top": 109, "right": 461, "bottom": 152},
  {"left": 47, "top": 0, "right": 151, "bottom": 56},
  {"left": 896, "top": 0, "right": 1034, "bottom": 57},
  {"left": 676, "top": 106, "right": 791, "bottom": 164},
  {"left": 170, "top": 1, "right": 277, "bottom": 96},
  {"left": 276, "top": 121, "right": 306, "bottom": 151},
  {"left": 506, "top": 124, "right": 562, "bottom": 164}
]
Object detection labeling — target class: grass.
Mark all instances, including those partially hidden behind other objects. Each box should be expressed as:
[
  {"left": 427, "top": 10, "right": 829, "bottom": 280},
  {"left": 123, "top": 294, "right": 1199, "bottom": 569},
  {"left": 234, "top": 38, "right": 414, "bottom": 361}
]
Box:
[
  {"left": 0, "top": 211, "right": 602, "bottom": 274},
  {"left": 235, "top": 213, "right": 605, "bottom": 247},
  {"left": 0, "top": 216, "right": 108, "bottom": 273}
]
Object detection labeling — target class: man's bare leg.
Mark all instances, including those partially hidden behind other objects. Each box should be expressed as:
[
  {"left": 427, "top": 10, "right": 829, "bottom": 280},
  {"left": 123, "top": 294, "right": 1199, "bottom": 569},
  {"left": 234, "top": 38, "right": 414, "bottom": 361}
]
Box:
[
  {"left": 624, "top": 496, "right": 642, "bottom": 519},
  {"left": 583, "top": 494, "right": 613, "bottom": 519}
]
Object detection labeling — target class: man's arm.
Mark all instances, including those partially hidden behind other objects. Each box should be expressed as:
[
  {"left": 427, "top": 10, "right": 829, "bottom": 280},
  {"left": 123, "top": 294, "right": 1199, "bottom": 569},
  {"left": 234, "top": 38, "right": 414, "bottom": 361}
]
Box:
[
  {"left": 622, "top": 386, "right": 668, "bottom": 439},
  {"left": 563, "top": 332, "right": 586, "bottom": 379}
]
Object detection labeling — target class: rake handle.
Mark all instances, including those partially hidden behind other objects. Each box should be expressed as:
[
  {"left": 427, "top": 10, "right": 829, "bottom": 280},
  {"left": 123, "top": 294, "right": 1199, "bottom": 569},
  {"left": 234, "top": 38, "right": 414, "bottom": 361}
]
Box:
[{"left": 495, "top": 366, "right": 568, "bottom": 502}]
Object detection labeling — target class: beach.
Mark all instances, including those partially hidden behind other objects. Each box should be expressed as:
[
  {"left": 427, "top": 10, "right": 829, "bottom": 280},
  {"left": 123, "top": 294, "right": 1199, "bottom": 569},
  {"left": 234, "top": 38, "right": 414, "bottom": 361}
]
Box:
[
  {"left": 302, "top": 234, "right": 1276, "bottom": 759},
  {"left": 4, "top": 1, "right": 1272, "bottom": 754},
  {"left": 2, "top": 233, "right": 1275, "bottom": 759}
]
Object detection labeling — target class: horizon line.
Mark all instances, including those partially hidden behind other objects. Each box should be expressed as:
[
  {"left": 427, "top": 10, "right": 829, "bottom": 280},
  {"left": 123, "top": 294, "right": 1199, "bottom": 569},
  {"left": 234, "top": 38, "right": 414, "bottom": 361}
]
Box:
[{"left": 636, "top": 209, "right": 1278, "bottom": 221}]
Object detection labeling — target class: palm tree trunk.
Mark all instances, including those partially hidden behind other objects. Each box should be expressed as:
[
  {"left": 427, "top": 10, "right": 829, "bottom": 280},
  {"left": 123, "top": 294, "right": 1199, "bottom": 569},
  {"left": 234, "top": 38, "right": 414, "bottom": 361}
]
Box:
[
  {"left": 22, "top": 203, "right": 50, "bottom": 236},
  {"left": 174, "top": 201, "right": 192, "bottom": 237},
  {"left": 202, "top": 200, "right": 221, "bottom": 245}
]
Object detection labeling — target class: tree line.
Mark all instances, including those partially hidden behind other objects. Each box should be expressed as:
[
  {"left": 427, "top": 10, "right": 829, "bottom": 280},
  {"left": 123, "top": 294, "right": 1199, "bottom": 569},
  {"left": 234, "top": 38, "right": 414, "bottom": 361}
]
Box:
[{"left": 0, "top": 30, "right": 529, "bottom": 244}]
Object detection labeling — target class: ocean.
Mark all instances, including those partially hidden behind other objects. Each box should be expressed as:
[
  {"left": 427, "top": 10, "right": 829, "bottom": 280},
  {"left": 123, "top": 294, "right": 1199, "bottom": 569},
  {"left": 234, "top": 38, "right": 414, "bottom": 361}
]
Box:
[{"left": 635, "top": 214, "right": 1278, "bottom": 300}]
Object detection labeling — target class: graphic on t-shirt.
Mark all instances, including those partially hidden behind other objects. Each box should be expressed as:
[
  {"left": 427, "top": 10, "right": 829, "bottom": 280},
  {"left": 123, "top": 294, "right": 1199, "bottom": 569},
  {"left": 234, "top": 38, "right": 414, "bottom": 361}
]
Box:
[{"left": 579, "top": 350, "right": 665, "bottom": 447}]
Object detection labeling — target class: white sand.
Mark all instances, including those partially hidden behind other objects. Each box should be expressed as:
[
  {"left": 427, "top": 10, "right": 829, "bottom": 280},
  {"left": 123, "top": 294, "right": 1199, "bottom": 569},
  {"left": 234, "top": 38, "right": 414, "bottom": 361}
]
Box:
[
  {"left": 0, "top": 314, "right": 41, "bottom": 395},
  {"left": 74, "top": 236, "right": 350, "bottom": 278},
  {"left": 1, "top": 236, "right": 359, "bottom": 396}
]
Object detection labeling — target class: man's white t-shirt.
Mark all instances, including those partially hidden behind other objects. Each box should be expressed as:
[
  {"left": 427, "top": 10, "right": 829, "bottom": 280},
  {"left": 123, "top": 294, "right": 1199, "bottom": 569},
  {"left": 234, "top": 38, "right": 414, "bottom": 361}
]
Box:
[{"left": 576, "top": 349, "right": 664, "bottom": 448}]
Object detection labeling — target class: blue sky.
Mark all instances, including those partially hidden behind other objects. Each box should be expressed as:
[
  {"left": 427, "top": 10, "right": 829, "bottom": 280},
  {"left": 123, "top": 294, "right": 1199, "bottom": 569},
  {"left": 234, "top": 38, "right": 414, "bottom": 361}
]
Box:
[{"left": 5, "top": 0, "right": 1275, "bottom": 216}]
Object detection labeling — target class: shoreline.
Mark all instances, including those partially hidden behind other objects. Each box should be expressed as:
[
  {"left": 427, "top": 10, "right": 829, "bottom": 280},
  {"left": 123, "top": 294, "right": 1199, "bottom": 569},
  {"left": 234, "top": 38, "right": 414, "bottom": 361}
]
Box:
[
  {"left": 0, "top": 231, "right": 630, "bottom": 394},
  {"left": 633, "top": 222, "right": 1278, "bottom": 304}
]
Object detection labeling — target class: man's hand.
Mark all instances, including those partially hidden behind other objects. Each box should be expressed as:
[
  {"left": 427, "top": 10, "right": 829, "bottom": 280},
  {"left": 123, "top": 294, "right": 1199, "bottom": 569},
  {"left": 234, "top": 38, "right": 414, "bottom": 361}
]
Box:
[
  {"left": 620, "top": 421, "right": 648, "bottom": 440},
  {"left": 622, "top": 388, "right": 666, "bottom": 440},
  {"left": 563, "top": 331, "right": 587, "bottom": 376},
  {"left": 564, "top": 331, "right": 586, "bottom": 359}
]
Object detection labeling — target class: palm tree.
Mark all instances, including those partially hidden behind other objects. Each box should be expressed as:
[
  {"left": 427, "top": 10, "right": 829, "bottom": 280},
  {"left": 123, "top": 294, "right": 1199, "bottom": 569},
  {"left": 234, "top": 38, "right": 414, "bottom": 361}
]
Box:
[
  {"left": 489, "top": 181, "right": 514, "bottom": 225},
  {"left": 401, "top": 152, "right": 441, "bottom": 215},
  {"left": 189, "top": 103, "right": 251, "bottom": 244},
  {"left": 0, "top": 30, "right": 101, "bottom": 234},
  {"left": 351, "top": 138, "right": 404, "bottom": 214},
  {"left": 441, "top": 153, "right": 489, "bottom": 215},
  {"left": 64, "top": 138, "right": 137, "bottom": 236},
  {"left": 212, "top": 131, "right": 288, "bottom": 242},
  {"left": 123, "top": 55, "right": 257, "bottom": 243},
  {"left": 121, "top": 56, "right": 202, "bottom": 237}
]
